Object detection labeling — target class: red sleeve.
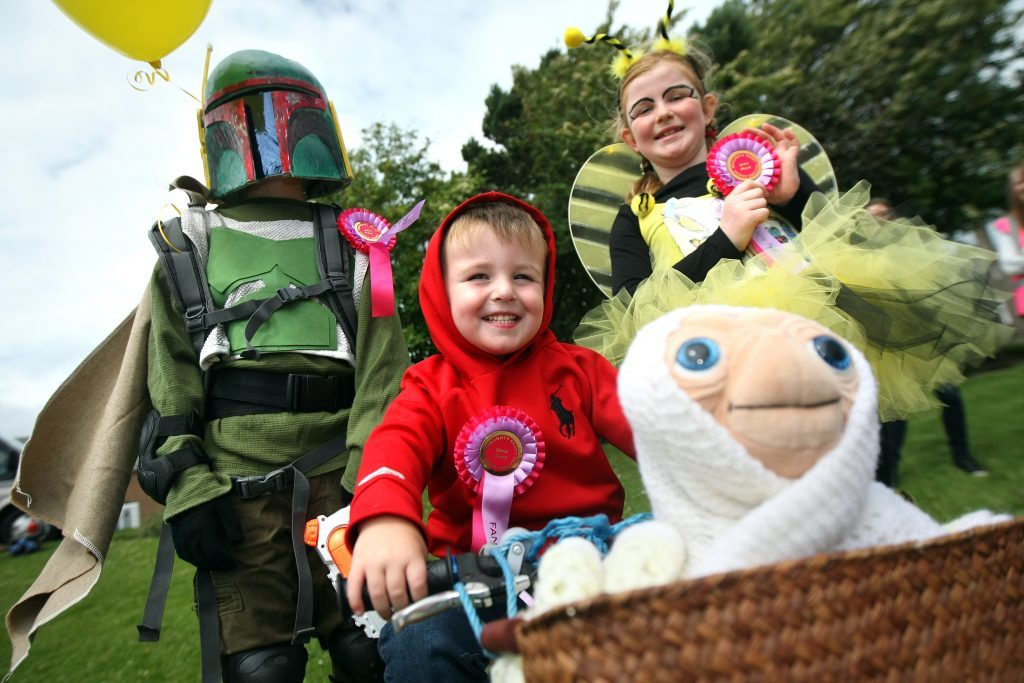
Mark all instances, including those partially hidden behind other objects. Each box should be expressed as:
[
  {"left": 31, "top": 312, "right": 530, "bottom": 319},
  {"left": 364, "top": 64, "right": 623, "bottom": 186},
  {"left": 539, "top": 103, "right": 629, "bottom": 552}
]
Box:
[
  {"left": 573, "top": 346, "right": 636, "bottom": 460},
  {"left": 346, "top": 371, "right": 445, "bottom": 549}
]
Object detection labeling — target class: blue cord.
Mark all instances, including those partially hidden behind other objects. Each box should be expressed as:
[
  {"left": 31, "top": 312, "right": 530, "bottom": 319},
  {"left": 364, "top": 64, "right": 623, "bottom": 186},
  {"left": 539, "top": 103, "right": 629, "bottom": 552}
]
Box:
[
  {"left": 489, "top": 547, "right": 520, "bottom": 617},
  {"left": 454, "top": 582, "right": 495, "bottom": 658},
  {"left": 459, "top": 513, "right": 655, "bottom": 658}
]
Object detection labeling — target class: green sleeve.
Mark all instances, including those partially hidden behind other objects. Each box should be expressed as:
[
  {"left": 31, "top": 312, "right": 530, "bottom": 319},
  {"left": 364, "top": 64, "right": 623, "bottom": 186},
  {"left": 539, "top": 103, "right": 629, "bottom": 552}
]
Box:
[
  {"left": 341, "top": 266, "right": 410, "bottom": 492},
  {"left": 147, "top": 264, "right": 232, "bottom": 519}
]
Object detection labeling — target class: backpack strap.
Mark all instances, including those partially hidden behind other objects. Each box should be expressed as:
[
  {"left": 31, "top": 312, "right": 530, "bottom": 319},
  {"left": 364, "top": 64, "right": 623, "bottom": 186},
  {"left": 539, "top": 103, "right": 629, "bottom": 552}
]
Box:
[
  {"left": 148, "top": 217, "right": 214, "bottom": 357},
  {"left": 313, "top": 204, "right": 359, "bottom": 354}
]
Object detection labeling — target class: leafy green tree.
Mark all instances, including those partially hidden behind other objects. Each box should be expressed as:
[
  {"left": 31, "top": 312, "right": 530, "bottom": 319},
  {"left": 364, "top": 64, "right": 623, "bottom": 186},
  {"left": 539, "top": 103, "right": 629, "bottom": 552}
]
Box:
[
  {"left": 327, "top": 123, "right": 476, "bottom": 361},
  {"left": 693, "top": 0, "right": 754, "bottom": 67},
  {"left": 709, "top": 0, "right": 1024, "bottom": 229}
]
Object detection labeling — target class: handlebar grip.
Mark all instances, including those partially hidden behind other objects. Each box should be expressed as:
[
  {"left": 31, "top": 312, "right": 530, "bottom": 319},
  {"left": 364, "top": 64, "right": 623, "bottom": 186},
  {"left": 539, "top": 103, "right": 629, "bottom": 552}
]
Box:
[{"left": 338, "top": 553, "right": 460, "bottom": 619}]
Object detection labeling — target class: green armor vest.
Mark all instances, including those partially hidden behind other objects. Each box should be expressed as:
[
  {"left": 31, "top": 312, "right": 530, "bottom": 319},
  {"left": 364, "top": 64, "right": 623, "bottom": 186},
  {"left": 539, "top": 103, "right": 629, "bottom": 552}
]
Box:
[{"left": 206, "top": 227, "right": 338, "bottom": 354}]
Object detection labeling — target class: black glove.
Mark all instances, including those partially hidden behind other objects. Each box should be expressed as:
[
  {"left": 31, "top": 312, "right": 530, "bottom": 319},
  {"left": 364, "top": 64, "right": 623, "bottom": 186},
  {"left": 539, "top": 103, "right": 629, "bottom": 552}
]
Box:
[{"left": 169, "top": 495, "right": 243, "bottom": 571}]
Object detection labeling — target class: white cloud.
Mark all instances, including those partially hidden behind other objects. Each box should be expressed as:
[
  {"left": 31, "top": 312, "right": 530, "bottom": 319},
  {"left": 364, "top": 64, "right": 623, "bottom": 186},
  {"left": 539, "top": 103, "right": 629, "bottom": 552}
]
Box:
[{"left": 0, "top": 0, "right": 722, "bottom": 436}]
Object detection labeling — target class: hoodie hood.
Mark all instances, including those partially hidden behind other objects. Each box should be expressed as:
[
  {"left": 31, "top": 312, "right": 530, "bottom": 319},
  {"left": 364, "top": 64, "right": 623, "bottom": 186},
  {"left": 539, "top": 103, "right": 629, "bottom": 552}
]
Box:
[{"left": 419, "top": 192, "right": 558, "bottom": 377}]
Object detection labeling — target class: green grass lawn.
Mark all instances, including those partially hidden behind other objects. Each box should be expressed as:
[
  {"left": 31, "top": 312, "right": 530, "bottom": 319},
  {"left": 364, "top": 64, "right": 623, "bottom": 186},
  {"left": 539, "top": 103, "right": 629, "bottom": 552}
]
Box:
[{"left": 2, "top": 362, "right": 1021, "bottom": 680}]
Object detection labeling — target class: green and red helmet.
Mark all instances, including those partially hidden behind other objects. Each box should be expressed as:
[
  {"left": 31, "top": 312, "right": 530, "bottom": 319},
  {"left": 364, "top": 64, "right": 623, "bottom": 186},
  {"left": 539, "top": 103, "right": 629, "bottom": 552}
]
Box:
[{"left": 199, "top": 49, "right": 352, "bottom": 200}]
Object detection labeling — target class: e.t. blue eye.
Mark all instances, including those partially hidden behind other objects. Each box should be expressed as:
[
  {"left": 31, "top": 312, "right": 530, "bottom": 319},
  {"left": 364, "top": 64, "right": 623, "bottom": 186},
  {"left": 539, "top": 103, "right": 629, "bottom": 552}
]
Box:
[
  {"left": 675, "top": 337, "right": 720, "bottom": 371},
  {"left": 812, "top": 335, "right": 851, "bottom": 370}
]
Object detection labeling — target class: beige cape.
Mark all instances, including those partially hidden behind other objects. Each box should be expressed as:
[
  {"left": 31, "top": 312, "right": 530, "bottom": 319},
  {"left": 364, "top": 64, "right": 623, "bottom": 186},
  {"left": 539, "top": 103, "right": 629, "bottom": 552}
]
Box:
[{"left": 5, "top": 286, "right": 151, "bottom": 672}]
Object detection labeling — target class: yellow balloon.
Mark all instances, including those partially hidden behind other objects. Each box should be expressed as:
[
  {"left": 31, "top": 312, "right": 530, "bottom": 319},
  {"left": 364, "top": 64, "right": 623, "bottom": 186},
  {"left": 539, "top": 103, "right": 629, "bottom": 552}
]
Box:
[{"left": 52, "top": 0, "right": 212, "bottom": 65}]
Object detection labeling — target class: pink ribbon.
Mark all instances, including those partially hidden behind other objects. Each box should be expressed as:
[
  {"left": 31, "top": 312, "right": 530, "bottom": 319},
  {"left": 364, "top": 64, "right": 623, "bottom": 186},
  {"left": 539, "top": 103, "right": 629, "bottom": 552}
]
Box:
[
  {"left": 368, "top": 242, "right": 397, "bottom": 317},
  {"left": 338, "top": 200, "right": 424, "bottom": 317}
]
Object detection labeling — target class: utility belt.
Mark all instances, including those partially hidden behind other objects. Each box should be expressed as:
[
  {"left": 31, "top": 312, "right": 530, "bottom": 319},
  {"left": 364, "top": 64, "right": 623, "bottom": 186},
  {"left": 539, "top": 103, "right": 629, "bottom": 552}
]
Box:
[
  {"left": 208, "top": 367, "right": 355, "bottom": 498},
  {"left": 136, "top": 368, "right": 355, "bottom": 504},
  {"left": 206, "top": 367, "right": 356, "bottom": 420}
]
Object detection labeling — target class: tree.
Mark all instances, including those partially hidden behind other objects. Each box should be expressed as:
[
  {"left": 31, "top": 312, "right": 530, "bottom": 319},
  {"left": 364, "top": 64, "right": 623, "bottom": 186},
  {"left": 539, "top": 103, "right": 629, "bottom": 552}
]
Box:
[
  {"left": 327, "top": 123, "right": 475, "bottom": 361},
  {"left": 707, "top": 0, "right": 1024, "bottom": 230},
  {"left": 693, "top": 0, "right": 755, "bottom": 67}
]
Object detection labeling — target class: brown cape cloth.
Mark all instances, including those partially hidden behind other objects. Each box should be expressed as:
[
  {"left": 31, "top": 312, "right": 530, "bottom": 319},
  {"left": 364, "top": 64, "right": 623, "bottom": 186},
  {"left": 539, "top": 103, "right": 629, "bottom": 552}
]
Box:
[{"left": 5, "top": 286, "right": 151, "bottom": 672}]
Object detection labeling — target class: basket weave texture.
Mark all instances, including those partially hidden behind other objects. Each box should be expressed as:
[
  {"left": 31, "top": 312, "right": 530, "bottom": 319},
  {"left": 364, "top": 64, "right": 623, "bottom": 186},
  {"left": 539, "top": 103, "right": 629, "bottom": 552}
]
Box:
[{"left": 517, "top": 518, "right": 1024, "bottom": 682}]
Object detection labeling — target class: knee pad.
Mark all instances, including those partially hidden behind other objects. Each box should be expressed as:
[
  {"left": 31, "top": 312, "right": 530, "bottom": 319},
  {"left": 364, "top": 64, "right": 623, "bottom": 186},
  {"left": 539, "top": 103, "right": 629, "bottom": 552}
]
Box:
[
  {"left": 223, "top": 643, "right": 308, "bottom": 683},
  {"left": 325, "top": 627, "right": 385, "bottom": 683}
]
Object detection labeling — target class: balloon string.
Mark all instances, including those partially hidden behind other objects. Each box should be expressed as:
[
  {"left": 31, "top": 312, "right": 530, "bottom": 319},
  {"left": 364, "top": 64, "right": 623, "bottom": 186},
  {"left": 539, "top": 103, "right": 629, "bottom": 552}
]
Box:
[
  {"left": 127, "top": 66, "right": 201, "bottom": 104},
  {"left": 156, "top": 204, "right": 184, "bottom": 253}
]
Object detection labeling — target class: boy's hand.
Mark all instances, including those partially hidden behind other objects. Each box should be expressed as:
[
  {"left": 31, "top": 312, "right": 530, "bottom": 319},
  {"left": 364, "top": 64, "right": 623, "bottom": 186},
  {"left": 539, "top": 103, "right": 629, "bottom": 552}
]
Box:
[
  {"left": 347, "top": 515, "right": 428, "bottom": 619},
  {"left": 746, "top": 123, "right": 801, "bottom": 206},
  {"left": 720, "top": 179, "right": 769, "bottom": 251}
]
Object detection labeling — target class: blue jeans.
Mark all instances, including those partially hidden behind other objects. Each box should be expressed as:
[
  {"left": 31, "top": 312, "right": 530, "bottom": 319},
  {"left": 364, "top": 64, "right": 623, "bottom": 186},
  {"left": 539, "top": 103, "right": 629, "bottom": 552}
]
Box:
[{"left": 378, "top": 604, "right": 503, "bottom": 682}]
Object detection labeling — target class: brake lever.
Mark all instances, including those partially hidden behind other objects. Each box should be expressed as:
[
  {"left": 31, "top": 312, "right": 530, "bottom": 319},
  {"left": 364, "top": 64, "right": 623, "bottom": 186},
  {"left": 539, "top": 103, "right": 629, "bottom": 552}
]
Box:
[{"left": 391, "top": 575, "right": 532, "bottom": 634}]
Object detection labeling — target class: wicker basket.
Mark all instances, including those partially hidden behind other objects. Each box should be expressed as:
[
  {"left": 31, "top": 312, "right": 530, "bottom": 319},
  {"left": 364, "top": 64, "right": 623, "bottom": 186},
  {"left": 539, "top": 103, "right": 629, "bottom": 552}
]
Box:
[{"left": 516, "top": 518, "right": 1024, "bottom": 682}]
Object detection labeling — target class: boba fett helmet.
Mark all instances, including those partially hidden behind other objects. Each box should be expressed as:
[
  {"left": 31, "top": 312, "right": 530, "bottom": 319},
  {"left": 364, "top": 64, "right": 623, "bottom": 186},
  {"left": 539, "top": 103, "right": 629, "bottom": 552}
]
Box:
[{"left": 199, "top": 49, "right": 352, "bottom": 200}]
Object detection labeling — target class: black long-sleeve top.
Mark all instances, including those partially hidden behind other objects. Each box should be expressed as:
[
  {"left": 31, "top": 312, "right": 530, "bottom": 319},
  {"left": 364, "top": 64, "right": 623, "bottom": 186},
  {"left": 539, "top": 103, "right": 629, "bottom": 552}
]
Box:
[{"left": 609, "top": 164, "right": 815, "bottom": 296}]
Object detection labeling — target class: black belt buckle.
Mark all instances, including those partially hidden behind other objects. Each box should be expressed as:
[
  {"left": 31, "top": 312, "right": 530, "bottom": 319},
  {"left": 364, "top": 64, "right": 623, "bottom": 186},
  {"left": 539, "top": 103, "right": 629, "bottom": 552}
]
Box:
[
  {"left": 276, "top": 286, "right": 305, "bottom": 304},
  {"left": 233, "top": 467, "right": 293, "bottom": 498},
  {"left": 286, "top": 374, "right": 341, "bottom": 412}
]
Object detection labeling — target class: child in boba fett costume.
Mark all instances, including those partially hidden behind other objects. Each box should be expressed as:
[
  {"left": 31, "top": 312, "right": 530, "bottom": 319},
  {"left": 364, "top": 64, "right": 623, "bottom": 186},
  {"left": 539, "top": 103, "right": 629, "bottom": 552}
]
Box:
[
  {"left": 6, "top": 49, "right": 407, "bottom": 683},
  {"left": 142, "top": 49, "right": 408, "bottom": 682}
]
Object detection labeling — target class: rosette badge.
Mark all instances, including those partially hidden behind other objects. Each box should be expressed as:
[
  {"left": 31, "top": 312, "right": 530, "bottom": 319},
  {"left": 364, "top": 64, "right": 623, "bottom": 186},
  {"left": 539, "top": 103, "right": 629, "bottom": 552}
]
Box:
[
  {"left": 454, "top": 406, "right": 546, "bottom": 551},
  {"left": 706, "top": 132, "right": 781, "bottom": 196},
  {"left": 338, "top": 200, "right": 425, "bottom": 317}
]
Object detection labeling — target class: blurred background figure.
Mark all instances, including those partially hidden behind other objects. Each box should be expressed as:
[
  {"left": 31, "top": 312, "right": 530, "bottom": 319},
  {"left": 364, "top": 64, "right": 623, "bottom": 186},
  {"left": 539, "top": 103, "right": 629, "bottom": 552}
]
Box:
[
  {"left": 866, "top": 198, "right": 989, "bottom": 486},
  {"left": 985, "top": 162, "right": 1024, "bottom": 323},
  {"left": 7, "top": 515, "right": 52, "bottom": 556}
]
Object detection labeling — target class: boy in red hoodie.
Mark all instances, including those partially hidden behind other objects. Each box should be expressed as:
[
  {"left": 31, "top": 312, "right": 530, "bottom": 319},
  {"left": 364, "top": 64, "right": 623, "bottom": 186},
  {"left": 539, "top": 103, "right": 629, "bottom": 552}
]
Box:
[{"left": 345, "top": 192, "right": 635, "bottom": 681}]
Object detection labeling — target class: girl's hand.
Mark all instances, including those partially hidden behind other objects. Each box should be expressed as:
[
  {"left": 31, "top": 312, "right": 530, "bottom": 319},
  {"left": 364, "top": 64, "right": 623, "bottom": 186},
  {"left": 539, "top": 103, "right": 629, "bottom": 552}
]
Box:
[
  {"left": 747, "top": 123, "right": 800, "bottom": 206},
  {"left": 346, "top": 515, "right": 428, "bottom": 619},
  {"left": 720, "top": 179, "right": 769, "bottom": 251}
]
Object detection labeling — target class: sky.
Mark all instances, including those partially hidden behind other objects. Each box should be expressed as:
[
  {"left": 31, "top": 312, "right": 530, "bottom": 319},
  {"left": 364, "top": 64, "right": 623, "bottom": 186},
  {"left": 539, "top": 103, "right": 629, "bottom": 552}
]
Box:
[{"left": 0, "top": 0, "right": 723, "bottom": 437}]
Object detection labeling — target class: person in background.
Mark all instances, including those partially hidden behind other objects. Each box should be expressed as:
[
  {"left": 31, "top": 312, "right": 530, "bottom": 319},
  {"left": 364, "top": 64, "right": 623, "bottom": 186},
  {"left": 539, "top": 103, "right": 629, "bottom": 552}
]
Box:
[
  {"left": 985, "top": 161, "right": 1024, "bottom": 320},
  {"left": 867, "top": 197, "right": 988, "bottom": 484}
]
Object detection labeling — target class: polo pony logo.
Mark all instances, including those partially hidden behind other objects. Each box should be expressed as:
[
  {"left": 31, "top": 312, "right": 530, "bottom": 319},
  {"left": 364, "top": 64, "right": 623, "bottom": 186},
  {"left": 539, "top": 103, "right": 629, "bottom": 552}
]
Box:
[{"left": 549, "top": 386, "right": 575, "bottom": 439}]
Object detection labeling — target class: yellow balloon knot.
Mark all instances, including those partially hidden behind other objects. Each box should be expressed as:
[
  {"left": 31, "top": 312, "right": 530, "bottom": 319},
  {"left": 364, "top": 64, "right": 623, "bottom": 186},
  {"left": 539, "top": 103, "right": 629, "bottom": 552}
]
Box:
[
  {"left": 631, "top": 193, "right": 654, "bottom": 218},
  {"left": 652, "top": 37, "right": 687, "bottom": 57},
  {"left": 564, "top": 27, "right": 585, "bottom": 49}
]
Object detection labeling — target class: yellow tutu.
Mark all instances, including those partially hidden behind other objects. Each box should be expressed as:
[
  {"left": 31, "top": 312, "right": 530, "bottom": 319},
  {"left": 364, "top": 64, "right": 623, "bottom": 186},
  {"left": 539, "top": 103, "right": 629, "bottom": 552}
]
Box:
[{"left": 574, "top": 181, "right": 1013, "bottom": 420}]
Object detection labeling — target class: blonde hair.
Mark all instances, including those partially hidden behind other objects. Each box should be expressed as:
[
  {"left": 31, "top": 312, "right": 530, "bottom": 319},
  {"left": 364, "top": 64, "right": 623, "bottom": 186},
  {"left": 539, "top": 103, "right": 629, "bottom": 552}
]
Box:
[
  {"left": 615, "top": 49, "right": 716, "bottom": 200},
  {"left": 443, "top": 201, "right": 548, "bottom": 271}
]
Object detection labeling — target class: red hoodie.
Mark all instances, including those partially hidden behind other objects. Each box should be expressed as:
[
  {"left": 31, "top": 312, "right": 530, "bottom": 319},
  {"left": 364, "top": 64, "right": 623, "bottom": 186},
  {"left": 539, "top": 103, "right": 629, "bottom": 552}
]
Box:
[{"left": 347, "top": 192, "right": 635, "bottom": 555}]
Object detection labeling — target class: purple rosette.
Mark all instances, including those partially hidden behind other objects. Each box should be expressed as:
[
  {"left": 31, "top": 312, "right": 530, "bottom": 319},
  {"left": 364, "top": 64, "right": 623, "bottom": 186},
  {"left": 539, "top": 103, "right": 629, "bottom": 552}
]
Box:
[{"left": 454, "top": 406, "right": 546, "bottom": 550}]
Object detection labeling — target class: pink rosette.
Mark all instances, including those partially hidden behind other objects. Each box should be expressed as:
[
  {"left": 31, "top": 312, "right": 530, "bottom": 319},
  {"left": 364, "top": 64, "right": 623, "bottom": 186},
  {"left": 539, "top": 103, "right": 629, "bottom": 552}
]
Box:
[
  {"left": 706, "top": 132, "right": 781, "bottom": 196},
  {"left": 337, "top": 200, "right": 424, "bottom": 317},
  {"left": 454, "top": 406, "right": 546, "bottom": 550}
]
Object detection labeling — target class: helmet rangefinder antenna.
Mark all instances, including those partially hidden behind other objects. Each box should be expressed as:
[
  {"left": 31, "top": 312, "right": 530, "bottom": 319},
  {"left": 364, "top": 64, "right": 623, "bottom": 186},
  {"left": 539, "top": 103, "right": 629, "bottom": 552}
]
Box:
[{"left": 197, "top": 43, "right": 213, "bottom": 187}]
